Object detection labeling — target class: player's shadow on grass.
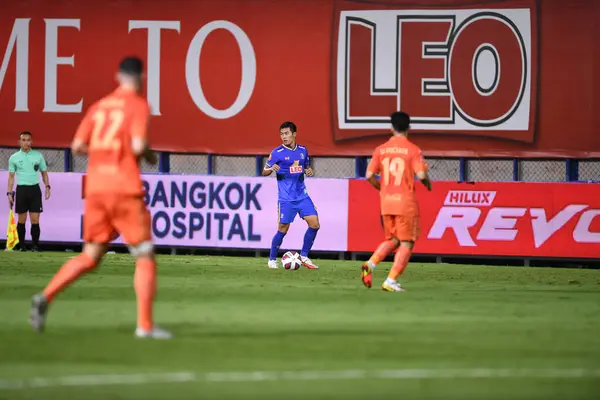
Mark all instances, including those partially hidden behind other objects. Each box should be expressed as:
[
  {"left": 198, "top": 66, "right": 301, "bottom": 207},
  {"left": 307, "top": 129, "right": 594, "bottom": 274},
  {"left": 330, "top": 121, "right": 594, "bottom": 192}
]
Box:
[{"left": 110, "top": 323, "right": 398, "bottom": 338}]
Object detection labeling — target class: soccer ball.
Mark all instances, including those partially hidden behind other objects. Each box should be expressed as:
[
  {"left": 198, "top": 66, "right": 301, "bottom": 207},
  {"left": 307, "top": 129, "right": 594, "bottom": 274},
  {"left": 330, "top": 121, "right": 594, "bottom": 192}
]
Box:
[{"left": 282, "top": 251, "right": 302, "bottom": 270}]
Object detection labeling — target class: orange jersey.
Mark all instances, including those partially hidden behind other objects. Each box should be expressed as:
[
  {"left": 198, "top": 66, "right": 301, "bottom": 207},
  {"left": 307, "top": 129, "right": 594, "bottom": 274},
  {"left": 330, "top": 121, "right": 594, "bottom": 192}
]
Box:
[
  {"left": 74, "top": 88, "right": 150, "bottom": 197},
  {"left": 367, "top": 135, "right": 427, "bottom": 216}
]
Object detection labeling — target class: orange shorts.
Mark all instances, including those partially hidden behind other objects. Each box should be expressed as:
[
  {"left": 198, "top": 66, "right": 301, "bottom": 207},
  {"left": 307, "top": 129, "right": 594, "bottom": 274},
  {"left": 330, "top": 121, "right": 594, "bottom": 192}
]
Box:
[
  {"left": 382, "top": 214, "right": 420, "bottom": 242},
  {"left": 83, "top": 194, "right": 151, "bottom": 246}
]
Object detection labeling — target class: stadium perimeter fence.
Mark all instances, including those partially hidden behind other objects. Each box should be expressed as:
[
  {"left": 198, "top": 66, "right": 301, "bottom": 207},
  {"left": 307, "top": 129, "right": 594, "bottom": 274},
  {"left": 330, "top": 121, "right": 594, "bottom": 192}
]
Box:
[
  {"left": 1, "top": 148, "right": 599, "bottom": 267},
  {"left": 1, "top": 147, "right": 599, "bottom": 182}
]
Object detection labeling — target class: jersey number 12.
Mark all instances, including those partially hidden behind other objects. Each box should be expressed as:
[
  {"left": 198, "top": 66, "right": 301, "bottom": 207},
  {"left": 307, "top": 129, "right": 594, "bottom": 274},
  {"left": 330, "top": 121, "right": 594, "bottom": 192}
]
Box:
[{"left": 90, "top": 109, "right": 125, "bottom": 150}]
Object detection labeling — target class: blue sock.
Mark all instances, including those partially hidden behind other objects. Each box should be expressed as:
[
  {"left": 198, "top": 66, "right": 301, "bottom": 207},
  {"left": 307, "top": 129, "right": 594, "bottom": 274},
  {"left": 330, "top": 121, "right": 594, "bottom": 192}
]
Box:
[
  {"left": 301, "top": 227, "right": 319, "bottom": 257},
  {"left": 269, "top": 231, "right": 286, "bottom": 260}
]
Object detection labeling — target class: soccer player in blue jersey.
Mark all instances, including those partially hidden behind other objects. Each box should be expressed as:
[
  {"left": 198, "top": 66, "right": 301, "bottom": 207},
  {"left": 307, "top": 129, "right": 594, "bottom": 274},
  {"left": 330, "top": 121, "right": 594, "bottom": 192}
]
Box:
[{"left": 262, "top": 121, "right": 320, "bottom": 269}]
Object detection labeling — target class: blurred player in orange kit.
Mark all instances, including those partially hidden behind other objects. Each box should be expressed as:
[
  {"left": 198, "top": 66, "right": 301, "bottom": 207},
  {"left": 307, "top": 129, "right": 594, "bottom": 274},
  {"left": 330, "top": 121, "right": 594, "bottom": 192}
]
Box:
[
  {"left": 361, "top": 111, "right": 432, "bottom": 292},
  {"left": 29, "top": 57, "right": 172, "bottom": 339}
]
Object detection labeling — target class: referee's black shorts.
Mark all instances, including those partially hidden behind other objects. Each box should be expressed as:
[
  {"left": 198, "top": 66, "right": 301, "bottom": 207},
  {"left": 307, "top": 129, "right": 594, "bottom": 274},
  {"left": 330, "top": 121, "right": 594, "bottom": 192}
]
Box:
[{"left": 15, "top": 184, "right": 43, "bottom": 214}]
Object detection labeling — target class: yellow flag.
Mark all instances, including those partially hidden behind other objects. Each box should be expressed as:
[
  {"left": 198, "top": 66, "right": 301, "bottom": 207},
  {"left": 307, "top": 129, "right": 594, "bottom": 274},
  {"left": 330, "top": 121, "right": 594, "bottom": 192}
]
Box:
[{"left": 6, "top": 209, "right": 19, "bottom": 251}]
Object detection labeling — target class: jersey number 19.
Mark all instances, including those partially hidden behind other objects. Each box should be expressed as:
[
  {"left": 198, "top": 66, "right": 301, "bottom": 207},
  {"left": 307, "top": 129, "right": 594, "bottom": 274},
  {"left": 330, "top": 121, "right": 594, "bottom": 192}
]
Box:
[{"left": 381, "top": 157, "right": 405, "bottom": 186}]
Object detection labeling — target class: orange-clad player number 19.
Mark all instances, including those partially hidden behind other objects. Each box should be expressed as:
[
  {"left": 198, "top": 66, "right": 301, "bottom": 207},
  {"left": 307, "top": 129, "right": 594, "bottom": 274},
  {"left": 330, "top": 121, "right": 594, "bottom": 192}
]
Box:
[{"left": 361, "top": 111, "right": 432, "bottom": 293}]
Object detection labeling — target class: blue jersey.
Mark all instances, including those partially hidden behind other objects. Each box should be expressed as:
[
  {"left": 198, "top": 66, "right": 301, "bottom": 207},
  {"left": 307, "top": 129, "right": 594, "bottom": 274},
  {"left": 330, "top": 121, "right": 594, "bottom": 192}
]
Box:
[{"left": 265, "top": 144, "right": 310, "bottom": 202}]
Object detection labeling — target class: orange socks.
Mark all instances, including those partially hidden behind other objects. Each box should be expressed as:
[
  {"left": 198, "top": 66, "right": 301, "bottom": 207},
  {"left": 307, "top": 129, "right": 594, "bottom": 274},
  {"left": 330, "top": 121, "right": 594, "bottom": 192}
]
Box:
[
  {"left": 368, "top": 239, "right": 398, "bottom": 266},
  {"left": 388, "top": 246, "right": 412, "bottom": 281},
  {"left": 134, "top": 257, "right": 156, "bottom": 331},
  {"left": 43, "top": 254, "right": 96, "bottom": 302}
]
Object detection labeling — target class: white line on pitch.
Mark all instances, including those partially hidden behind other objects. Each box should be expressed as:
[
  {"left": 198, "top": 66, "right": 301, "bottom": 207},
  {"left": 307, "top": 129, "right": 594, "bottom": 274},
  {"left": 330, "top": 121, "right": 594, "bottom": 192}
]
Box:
[{"left": 0, "top": 368, "right": 599, "bottom": 390}]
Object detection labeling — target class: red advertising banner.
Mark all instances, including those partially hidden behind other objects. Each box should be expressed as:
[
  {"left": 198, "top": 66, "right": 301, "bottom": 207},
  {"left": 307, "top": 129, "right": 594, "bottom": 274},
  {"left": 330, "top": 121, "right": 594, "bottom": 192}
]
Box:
[
  {"left": 1, "top": 0, "right": 599, "bottom": 157},
  {"left": 348, "top": 180, "right": 600, "bottom": 259}
]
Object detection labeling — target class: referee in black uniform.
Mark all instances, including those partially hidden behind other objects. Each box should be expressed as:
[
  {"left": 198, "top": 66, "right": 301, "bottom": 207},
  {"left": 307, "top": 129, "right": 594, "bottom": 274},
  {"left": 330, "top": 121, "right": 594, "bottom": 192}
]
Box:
[{"left": 7, "top": 132, "right": 51, "bottom": 251}]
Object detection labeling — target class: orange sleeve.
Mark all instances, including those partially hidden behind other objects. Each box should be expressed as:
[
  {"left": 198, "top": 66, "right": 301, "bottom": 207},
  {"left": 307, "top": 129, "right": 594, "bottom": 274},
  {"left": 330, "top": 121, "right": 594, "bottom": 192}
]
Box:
[
  {"left": 366, "top": 148, "right": 381, "bottom": 175},
  {"left": 73, "top": 107, "right": 95, "bottom": 144},
  {"left": 411, "top": 148, "right": 428, "bottom": 174},
  {"left": 131, "top": 100, "right": 150, "bottom": 139}
]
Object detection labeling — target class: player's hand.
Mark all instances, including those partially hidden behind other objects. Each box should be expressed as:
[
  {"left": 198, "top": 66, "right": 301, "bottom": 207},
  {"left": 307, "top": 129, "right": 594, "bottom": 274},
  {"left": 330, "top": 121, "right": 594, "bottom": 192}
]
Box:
[
  {"left": 270, "top": 164, "right": 280, "bottom": 172},
  {"left": 143, "top": 149, "right": 159, "bottom": 165},
  {"left": 304, "top": 167, "right": 314, "bottom": 177},
  {"left": 7, "top": 193, "right": 14, "bottom": 208},
  {"left": 423, "top": 179, "right": 432, "bottom": 191},
  {"left": 44, "top": 186, "right": 51, "bottom": 200}
]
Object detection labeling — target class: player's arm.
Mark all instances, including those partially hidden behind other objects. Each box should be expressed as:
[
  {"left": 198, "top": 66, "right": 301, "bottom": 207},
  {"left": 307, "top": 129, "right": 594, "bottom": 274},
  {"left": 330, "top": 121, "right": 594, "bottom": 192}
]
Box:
[
  {"left": 131, "top": 102, "right": 157, "bottom": 165},
  {"left": 413, "top": 151, "right": 432, "bottom": 191},
  {"left": 417, "top": 170, "right": 431, "bottom": 190},
  {"left": 304, "top": 150, "right": 314, "bottom": 177},
  {"left": 72, "top": 108, "right": 94, "bottom": 155},
  {"left": 366, "top": 172, "right": 380, "bottom": 191},
  {"left": 262, "top": 166, "right": 274, "bottom": 176},
  {"left": 262, "top": 152, "right": 280, "bottom": 176},
  {"left": 7, "top": 172, "right": 14, "bottom": 193},
  {"left": 7, "top": 157, "right": 15, "bottom": 206},
  {"left": 39, "top": 156, "right": 51, "bottom": 199},
  {"left": 365, "top": 151, "right": 381, "bottom": 191},
  {"left": 134, "top": 141, "right": 158, "bottom": 165}
]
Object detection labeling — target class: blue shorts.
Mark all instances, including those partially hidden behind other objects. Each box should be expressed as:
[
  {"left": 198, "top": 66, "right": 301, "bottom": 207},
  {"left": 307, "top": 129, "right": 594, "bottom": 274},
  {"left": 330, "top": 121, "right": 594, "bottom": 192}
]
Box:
[{"left": 278, "top": 197, "right": 318, "bottom": 224}]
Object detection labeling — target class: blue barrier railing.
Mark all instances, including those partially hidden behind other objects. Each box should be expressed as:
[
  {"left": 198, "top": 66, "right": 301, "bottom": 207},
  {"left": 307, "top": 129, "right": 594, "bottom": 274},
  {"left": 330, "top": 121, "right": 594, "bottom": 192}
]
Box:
[{"left": 566, "top": 159, "right": 579, "bottom": 182}]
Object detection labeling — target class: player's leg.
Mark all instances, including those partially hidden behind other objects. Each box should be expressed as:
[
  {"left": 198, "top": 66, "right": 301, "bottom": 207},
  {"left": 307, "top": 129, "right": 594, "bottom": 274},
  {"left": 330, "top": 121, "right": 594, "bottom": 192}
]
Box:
[
  {"left": 367, "top": 215, "right": 400, "bottom": 269},
  {"left": 41, "top": 242, "right": 106, "bottom": 302},
  {"left": 29, "top": 213, "right": 41, "bottom": 251},
  {"left": 29, "top": 196, "right": 110, "bottom": 332},
  {"left": 29, "top": 185, "right": 43, "bottom": 251},
  {"left": 14, "top": 186, "right": 28, "bottom": 251},
  {"left": 268, "top": 201, "right": 293, "bottom": 269},
  {"left": 30, "top": 242, "right": 106, "bottom": 332},
  {"left": 130, "top": 246, "right": 171, "bottom": 339},
  {"left": 269, "top": 222, "right": 290, "bottom": 268},
  {"left": 298, "top": 197, "right": 319, "bottom": 269},
  {"left": 382, "top": 215, "right": 419, "bottom": 292},
  {"left": 114, "top": 196, "right": 171, "bottom": 339},
  {"left": 361, "top": 215, "right": 399, "bottom": 288},
  {"left": 382, "top": 241, "right": 413, "bottom": 292},
  {"left": 16, "top": 214, "right": 27, "bottom": 251}
]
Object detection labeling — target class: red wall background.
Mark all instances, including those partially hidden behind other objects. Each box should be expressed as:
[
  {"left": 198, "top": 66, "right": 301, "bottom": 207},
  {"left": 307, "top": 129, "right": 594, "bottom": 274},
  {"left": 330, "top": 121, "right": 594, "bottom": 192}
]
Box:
[{"left": 0, "top": 0, "right": 599, "bottom": 157}]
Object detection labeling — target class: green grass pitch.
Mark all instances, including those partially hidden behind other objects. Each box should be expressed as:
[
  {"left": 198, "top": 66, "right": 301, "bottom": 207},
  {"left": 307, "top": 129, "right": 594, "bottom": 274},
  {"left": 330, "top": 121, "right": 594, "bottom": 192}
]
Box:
[{"left": 0, "top": 252, "right": 599, "bottom": 399}]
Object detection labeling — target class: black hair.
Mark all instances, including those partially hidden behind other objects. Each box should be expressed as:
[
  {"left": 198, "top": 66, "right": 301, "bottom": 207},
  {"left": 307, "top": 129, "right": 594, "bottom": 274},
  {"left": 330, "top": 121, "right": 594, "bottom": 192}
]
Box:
[
  {"left": 391, "top": 111, "right": 410, "bottom": 133},
  {"left": 19, "top": 131, "right": 32, "bottom": 138},
  {"left": 119, "top": 56, "right": 144, "bottom": 76},
  {"left": 280, "top": 121, "right": 297, "bottom": 133}
]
